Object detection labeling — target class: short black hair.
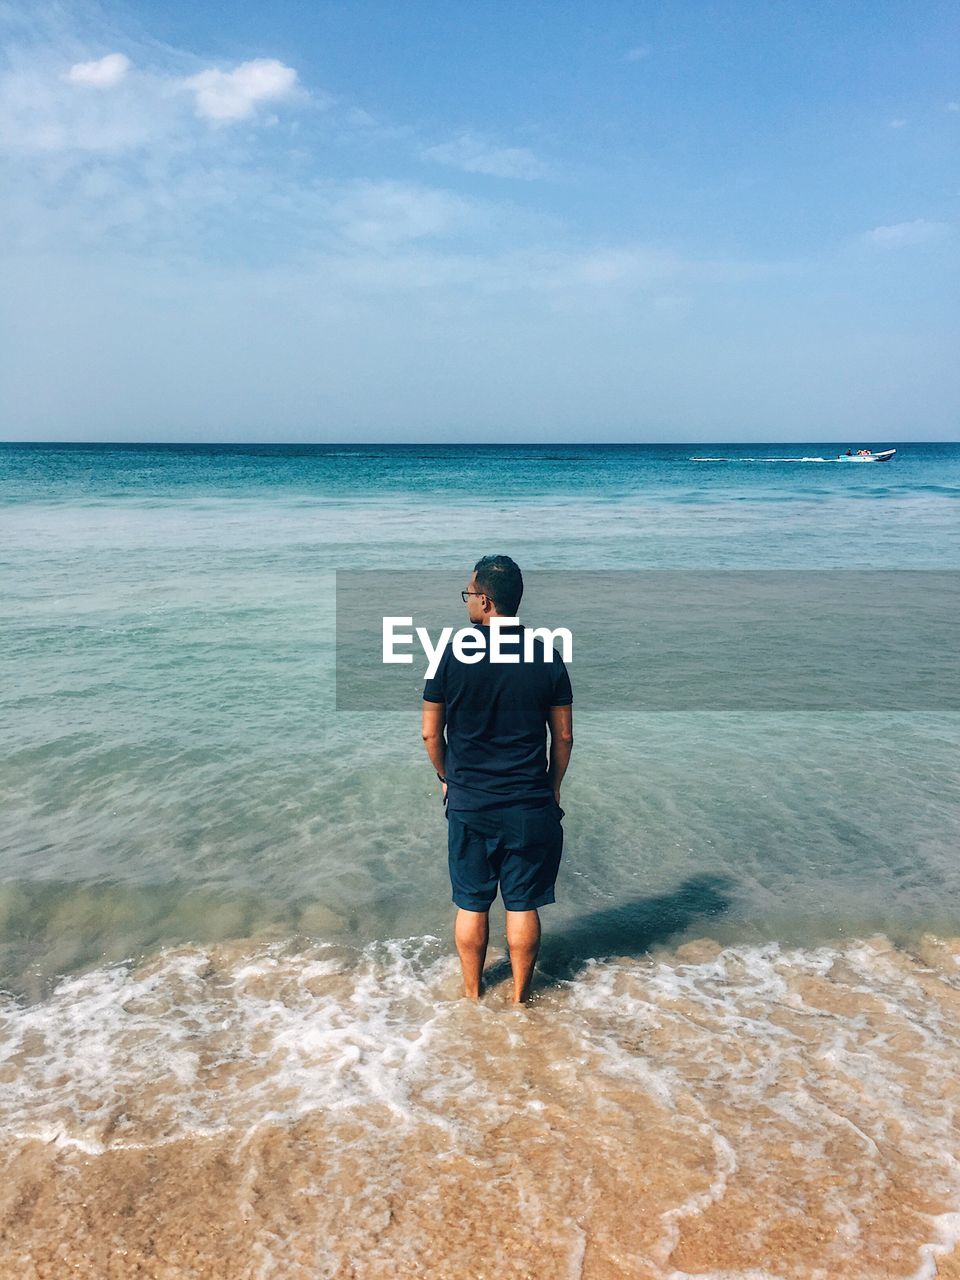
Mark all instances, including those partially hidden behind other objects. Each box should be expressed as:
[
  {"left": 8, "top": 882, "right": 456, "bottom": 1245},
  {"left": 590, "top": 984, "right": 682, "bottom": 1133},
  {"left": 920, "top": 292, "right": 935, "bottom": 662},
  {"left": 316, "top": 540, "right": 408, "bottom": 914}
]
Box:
[{"left": 474, "top": 554, "right": 523, "bottom": 615}]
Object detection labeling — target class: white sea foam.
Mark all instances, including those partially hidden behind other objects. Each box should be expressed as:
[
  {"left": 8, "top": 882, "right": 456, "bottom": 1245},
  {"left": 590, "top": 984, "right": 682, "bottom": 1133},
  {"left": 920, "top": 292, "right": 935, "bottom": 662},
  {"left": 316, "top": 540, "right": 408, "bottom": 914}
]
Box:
[{"left": 3, "top": 932, "right": 960, "bottom": 1276}]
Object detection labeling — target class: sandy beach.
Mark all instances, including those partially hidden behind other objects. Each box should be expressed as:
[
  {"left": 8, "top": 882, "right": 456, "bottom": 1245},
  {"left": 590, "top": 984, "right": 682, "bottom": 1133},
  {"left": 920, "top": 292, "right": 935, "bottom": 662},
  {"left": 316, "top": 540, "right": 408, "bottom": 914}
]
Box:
[{"left": 3, "top": 931, "right": 960, "bottom": 1278}]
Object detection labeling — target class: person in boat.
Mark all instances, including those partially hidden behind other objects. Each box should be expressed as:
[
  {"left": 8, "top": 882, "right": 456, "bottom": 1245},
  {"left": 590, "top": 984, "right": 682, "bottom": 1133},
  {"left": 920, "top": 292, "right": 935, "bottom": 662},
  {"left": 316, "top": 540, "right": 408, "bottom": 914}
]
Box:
[
  {"left": 857, "top": 448, "right": 872, "bottom": 457},
  {"left": 846, "top": 450, "right": 853, "bottom": 456}
]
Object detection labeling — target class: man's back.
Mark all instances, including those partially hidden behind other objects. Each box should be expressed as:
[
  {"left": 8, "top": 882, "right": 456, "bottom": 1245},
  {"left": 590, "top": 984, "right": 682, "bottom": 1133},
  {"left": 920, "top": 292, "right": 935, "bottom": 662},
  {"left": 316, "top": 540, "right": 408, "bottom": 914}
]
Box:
[{"left": 423, "top": 622, "right": 572, "bottom": 810}]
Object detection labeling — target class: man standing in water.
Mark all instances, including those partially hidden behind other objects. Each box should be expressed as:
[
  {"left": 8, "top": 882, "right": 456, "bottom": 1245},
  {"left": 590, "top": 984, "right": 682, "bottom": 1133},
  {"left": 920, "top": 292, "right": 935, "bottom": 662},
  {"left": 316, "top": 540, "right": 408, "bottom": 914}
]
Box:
[{"left": 421, "top": 555, "right": 573, "bottom": 1003}]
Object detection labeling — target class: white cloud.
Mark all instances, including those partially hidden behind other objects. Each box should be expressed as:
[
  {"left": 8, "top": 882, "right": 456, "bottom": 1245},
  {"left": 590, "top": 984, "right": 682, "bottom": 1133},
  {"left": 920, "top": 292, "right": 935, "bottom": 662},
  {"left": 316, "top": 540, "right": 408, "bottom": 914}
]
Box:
[
  {"left": 422, "top": 132, "right": 548, "bottom": 180},
  {"left": 624, "top": 44, "right": 652, "bottom": 62},
  {"left": 863, "top": 219, "right": 949, "bottom": 247},
  {"left": 888, "top": 117, "right": 906, "bottom": 129},
  {"left": 328, "top": 180, "right": 480, "bottom": 248},
  {"left": 64, "top": 53, "right": 131, "bottom": 89},
  {"left": 568, "top": 247, "right": 671, "bottom": 287},
  {"left": 538, "top": 244, "right": 792, "bottom": 292},
  {"left": 183, "top": 58, "right": 298, "bottom": 123},
  {"left": 0, "top": 63, "right": 154, "bottom": 152},
  {"left": 2, "top": 50, "right": 304, "bottom": 154}
]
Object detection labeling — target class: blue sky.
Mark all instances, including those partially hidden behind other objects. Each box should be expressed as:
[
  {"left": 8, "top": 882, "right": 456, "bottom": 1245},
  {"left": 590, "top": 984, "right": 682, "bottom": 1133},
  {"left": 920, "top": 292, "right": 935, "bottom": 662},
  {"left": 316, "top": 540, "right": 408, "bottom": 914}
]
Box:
[{"left": 1, "top": 0, "right": 957, "bottom": 442}]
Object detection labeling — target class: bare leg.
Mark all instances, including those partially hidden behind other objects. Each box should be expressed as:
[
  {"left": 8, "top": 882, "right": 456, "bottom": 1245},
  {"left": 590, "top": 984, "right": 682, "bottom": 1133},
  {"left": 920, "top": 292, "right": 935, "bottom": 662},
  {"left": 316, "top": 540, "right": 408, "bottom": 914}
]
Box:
[
  {"left": 454, "top": 908, "right": 489, "bottom": 999},
  {"left": 505, "top": 909, "right": 541, "bottom": 1003}
]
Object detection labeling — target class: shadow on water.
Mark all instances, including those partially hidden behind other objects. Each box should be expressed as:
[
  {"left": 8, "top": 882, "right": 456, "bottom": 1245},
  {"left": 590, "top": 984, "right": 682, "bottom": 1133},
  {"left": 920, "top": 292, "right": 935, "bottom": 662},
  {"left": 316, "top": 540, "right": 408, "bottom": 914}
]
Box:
[
  {"left": 483, "top": 874, "right": 733, "bottom": 993},
  {"left": 2, "top": 873, "right": 734, "bottom": 1005}
]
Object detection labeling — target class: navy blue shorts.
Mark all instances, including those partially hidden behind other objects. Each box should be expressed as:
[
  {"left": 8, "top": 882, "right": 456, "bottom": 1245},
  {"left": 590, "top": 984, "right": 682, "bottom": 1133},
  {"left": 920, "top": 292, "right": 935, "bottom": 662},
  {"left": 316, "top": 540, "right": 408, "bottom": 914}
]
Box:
[{"left": 446, "top": 802, "right": 565, "bottom": 912}]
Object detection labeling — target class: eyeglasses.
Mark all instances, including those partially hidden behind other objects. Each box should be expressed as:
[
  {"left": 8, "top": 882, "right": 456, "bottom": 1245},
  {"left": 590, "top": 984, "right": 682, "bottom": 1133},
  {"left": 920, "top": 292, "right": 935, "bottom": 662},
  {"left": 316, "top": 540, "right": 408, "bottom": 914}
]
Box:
[{"left": 461, "top": 591, "right": 484, "bottom": 602}]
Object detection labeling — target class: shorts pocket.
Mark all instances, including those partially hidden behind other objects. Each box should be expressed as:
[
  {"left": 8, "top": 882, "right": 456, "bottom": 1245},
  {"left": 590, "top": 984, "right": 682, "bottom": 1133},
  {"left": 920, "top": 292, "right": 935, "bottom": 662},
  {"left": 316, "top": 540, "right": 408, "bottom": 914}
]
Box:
[{"left": 519, "top": 805, "right": 562, "bottom": 850}]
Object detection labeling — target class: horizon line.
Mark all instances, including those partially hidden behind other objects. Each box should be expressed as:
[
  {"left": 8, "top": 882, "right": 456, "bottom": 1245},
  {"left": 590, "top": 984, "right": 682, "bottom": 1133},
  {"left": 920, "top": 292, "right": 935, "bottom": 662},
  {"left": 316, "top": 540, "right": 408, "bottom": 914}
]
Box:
[{"left": 0, "top": 439, "right": 950, "bottom": 448}]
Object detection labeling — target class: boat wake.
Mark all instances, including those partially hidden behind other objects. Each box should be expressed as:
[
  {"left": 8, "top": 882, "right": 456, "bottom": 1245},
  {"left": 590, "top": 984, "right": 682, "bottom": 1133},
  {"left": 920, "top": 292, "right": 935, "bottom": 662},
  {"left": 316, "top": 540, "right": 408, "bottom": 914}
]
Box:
[{"left": 690, "top": 451, "right": 896, "bottom": 464}]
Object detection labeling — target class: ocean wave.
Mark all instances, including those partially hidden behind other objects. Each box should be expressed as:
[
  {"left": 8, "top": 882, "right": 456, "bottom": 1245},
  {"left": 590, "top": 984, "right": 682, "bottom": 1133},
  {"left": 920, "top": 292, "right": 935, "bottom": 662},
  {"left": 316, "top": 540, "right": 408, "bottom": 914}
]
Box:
[{"left": 2, "top": 933, "right": 960, "bottom": 1277}]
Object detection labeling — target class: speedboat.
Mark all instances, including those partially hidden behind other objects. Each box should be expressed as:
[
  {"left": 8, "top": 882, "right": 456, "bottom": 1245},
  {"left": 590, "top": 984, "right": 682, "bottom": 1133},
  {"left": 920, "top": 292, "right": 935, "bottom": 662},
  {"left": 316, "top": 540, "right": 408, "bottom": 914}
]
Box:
[{"left": 837, "top": 449, "right": 896, "bottom": 463}]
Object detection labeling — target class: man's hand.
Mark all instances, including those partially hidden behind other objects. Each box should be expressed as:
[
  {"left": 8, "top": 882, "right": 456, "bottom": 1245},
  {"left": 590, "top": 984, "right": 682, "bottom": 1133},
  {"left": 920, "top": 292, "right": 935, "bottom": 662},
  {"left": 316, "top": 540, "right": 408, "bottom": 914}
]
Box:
[
  {"left": 442, "top": 780, "right": 448, "bottom": 801},
  {"left": 547, "top": 704, "right": 573, "bottom": 806},
  {"left": 422, "top": 700, "right": 447, "bottom": 790}
]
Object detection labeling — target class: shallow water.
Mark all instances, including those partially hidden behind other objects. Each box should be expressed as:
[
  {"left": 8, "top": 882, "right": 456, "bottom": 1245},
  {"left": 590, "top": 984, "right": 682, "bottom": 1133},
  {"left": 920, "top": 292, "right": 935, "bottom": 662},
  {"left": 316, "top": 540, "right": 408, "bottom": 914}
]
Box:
[{"left": 2, "top": 441, "right": 960, "bottom": 1276}]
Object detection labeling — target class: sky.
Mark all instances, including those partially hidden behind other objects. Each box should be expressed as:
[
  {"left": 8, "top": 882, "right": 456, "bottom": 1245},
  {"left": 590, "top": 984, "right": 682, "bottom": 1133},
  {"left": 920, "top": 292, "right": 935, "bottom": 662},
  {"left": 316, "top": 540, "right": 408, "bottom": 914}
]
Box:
[{"left": 0, "top": 0, "right": 957, "bottom": 443}]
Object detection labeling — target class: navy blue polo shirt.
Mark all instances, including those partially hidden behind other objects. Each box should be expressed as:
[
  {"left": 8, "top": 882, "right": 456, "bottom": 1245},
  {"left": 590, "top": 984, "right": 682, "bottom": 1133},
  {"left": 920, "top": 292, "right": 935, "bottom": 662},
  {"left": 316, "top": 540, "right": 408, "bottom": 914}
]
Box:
[{"left": 422, "top": 622, "right": 572, "bottom": 811}]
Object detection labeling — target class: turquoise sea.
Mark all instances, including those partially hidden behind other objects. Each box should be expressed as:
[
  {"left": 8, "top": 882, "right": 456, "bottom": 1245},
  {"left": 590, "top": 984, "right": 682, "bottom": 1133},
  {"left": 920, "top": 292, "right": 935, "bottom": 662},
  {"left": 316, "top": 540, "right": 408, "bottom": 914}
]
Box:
[{"left": 2, "top": 440, "right": 960, "bottom": 1278}]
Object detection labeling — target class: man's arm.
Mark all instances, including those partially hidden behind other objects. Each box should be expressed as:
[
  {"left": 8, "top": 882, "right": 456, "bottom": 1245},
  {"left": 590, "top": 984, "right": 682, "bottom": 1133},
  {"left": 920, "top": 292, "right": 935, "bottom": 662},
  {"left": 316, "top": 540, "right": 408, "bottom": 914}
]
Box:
[
  {"left": 547, "top": 704, "right": 573, "bottom": 803},
  {"left": 421, "top": 700, "right": 447, "bottom": 794}
]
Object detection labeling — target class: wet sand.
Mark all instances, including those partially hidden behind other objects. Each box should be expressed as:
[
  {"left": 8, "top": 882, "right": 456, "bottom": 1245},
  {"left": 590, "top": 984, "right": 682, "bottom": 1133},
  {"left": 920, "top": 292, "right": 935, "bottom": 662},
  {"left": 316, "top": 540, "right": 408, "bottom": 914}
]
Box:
[{"left": 3, "top": 933, "right": 960, "bottom": 1278}]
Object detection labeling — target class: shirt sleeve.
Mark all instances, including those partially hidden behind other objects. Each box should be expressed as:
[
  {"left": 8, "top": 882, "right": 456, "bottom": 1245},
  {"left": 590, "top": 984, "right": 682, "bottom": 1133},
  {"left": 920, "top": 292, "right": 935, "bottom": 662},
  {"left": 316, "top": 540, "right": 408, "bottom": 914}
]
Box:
[
  {"left": 422, "top": 645, "right": 447, "bottom": 703},
  {"left": 550, "top": 651, "right": 573, "bottom": 706}
]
